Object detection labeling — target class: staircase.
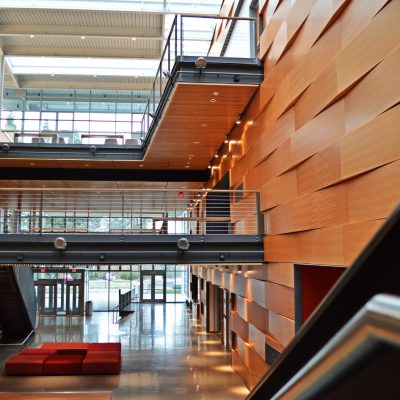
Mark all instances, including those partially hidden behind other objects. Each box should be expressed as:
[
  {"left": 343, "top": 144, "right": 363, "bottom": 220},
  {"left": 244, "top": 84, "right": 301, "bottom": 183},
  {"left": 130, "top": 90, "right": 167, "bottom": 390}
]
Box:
[{"left": 0, "top": 266, "right": 37, "bottom": 342}]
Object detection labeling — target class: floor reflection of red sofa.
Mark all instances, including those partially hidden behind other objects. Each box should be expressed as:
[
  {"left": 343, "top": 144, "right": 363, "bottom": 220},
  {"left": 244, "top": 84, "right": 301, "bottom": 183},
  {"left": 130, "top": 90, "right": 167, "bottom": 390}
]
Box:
[{"left": 4, "top": 342, "right": 121, "bottom": 376}]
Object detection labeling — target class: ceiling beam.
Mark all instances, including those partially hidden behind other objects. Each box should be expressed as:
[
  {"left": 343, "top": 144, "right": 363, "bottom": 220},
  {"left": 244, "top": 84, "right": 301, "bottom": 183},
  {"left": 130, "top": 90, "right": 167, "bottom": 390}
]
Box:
[
  {"left": 4, "top": 60, "right": 19, "bottom": 89},
  {"left": 2, "top": 46, "right": 161, "bottom": 59},
  {"left": 0, "top": 2, "right": 220, "bottom": 15},
  {"left": 16, "top": 79, "right": 153, "bottom": 91},
  {"left": 0, "top": 25, "right": 163, "bottom": 41},
  {"left": 0, "top": 167, "right": 210, "bottom": 182}
]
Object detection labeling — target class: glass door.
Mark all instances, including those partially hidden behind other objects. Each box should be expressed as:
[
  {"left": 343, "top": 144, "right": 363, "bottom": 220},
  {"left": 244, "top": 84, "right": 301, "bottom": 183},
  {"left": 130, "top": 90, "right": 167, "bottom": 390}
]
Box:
[
  {"left": 140, "top": 271, "right": 166, "bottom": 303},
  {"left": 35, "top": 280, "right": 57, "bottom": 315},
  {"left": 66, "top": 282, "right": 84, "bottom": 315}
]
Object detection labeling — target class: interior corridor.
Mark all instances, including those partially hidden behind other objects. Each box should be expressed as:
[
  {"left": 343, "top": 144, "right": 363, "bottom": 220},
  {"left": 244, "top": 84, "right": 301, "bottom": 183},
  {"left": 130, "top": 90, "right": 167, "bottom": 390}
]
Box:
[{"left": 0, "top": 303, "right": 248, "bottom": 399}]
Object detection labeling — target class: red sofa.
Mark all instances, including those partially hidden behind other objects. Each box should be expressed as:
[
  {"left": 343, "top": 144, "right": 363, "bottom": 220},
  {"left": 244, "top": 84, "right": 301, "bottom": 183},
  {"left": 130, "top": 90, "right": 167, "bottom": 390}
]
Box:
[{"left": 4, "top": 342, "right": 121, "bottom": 376}]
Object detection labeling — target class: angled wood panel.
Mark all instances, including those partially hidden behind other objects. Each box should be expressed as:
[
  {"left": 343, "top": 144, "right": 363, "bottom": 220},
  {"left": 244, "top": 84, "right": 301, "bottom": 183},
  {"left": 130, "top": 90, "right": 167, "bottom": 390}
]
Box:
[
  {"left": 261, "top": 169, "right": 297, "bottom": 211},
  {"left": 296, "top": 143, "right": 341, "bottom": 195},
  {"left": 265, "top": 282, "right": 294, "bottom": 319},
  {"left": 340, "top": 105, "right": 400, "bottom": 179},
  {"left": 344, "top": 46, "right": 400, "bottom": 133},
  {"left": 348, "top": 160, "right": 400, "bottom": 223},
  {"left": 268, "top": 309, "right": 295, "bottom": 347}
]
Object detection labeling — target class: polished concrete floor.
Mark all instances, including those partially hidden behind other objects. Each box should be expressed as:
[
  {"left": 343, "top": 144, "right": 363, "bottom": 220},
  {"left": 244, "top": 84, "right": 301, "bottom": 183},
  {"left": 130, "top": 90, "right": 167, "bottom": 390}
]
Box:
[{"left": 0, "top": 304, "right": 249, "bottom": 399}]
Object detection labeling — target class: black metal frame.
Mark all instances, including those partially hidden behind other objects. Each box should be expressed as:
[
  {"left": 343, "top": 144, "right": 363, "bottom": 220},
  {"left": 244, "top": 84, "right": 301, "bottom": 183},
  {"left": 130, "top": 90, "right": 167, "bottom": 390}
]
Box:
[
  {"left": 0, "top": 167, "right": 210, "bottom": 182},
  {"left": 0, "top": 234, "right": 264, "bottom": 265}
]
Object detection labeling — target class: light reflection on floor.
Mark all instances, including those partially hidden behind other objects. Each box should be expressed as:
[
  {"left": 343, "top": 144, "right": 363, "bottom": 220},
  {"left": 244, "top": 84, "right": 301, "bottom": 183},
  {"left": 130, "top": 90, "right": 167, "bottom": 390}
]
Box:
[{"left": 0, "top": 303, "right": 249, "bottom": 399}]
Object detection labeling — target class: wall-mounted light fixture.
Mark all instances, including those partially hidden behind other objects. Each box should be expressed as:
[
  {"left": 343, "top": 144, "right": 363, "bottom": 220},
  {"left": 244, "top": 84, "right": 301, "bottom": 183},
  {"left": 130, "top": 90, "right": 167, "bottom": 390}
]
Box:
[
  {"left": 195, "top": 57, "right": 207, "bottom": 69},
  {"left": 177, "top": 237, "right": 190, "bottom": 251},
  {"left": 53, "top": 237, "right": 67, "bottom": 251}
]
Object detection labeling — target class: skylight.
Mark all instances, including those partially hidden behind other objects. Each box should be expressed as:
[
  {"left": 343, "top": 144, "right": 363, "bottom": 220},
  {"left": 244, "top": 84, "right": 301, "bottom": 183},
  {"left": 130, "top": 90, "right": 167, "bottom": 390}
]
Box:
[
  {"left": 0, "top": 0, "right": 223, "bottom": 14},
  {"left": 7, "top": 57, "right": 159, "bottom": 77}
]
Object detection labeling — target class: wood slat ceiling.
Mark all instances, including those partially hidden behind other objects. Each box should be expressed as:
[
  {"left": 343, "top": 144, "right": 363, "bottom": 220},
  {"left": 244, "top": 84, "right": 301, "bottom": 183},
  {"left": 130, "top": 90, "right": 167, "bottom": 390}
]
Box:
[
  {"left": 146, "top": 82, "right": 258, "bottom": 169},
  {"left": 0, "top": 82, "right": 258, "bottom": 171}
]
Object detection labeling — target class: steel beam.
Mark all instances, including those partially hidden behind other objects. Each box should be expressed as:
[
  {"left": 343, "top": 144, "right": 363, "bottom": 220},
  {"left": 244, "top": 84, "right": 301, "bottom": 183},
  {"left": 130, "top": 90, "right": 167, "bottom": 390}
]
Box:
[
  {"left": 0, "top": 234, "right": 264, "bottom": 265},
  {"left": 0, "top": 167, "right": 210, "bottom": 182}
]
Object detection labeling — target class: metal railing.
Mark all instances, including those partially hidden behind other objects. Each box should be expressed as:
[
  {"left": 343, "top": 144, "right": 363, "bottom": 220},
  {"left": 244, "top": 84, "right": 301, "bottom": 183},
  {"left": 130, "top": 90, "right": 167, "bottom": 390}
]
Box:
[
  {"left": 0, "top": 188, "right": 262, "bottom": 236},
  {"left": 0, "top": 15, "right": 258, "bottom": 151},
  {"left": 141, "top": 14, "right": 258, "bottom": 146}
]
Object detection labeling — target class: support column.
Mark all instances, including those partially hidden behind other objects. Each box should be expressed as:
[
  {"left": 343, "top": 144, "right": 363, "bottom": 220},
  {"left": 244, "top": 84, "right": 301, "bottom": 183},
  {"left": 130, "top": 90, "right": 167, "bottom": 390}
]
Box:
[{"left": 0, "top": 55, "right": 4, "bottom": 123}]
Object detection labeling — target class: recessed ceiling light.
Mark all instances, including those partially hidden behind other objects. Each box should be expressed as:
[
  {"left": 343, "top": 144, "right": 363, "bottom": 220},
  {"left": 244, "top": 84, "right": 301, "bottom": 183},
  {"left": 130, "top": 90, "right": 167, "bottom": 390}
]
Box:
[
  {"left": 194, "top": 141, "right": 200, "bottom": 144},
  {"left": 30, "top": 162, "right": 35, "bottom": 166},
  {"left": 29, "top": 34, "right": 35, "bottom": 38},
  {"left": 181, "top": 186, "right": 186, "bottom": 189},
  {"left": 224, "top": 137, "right": 229, "bottom": 144},
  {"left": 201, "top": 123, "right": 207, "bottom": 127},
  {"left": 185, "top": 165, "right": 190, "bottom": 168},
  {"left": 212, "top": 91, "right": 219, "bottom": 96},
  {"left": 214, "top": 153, "right": 219, "bottom": 158},
  {"left": 84, "top": 163, "right": 90, "bottom": 167},
  {"left": 81, "top": 36, "right": 86, "bottom": 40},
  {"left": 51, "top": 74, "right": 55, "bottom": 77},
  {"left": 207, "top": 165, "right": 211, "bottom": 169},
  {"left": 139, "top": 164, "right": 144, "bottom": 167},
  {"left": 210, "top": 99, "right": 216, "bottom": 103},
  {"left": 131, "top": 37, "right": 136, "bottom": 41}
]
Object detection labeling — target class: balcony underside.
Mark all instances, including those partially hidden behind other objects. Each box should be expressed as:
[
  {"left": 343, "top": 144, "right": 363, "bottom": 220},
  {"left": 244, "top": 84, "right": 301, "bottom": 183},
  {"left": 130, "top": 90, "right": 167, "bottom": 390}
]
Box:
[
  {"left": 0, "top": 57, "right": 262, "bottom": 168},
  {"left": 0, "top": 234, "right": 264, "bottom": 265}
]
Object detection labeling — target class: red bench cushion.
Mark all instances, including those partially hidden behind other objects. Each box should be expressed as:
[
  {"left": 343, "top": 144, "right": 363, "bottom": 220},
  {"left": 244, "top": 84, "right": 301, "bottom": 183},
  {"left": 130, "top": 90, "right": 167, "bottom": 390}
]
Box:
[
  {"left": 56, "top": 349, "right": 88, "bottom": 356},
  {"left": 40, "top": 342, "right": 90, "bottom": 350},
  {"left": 43, "top": 355, "right": 84, "bottom": 375},
  {"left": 88, "top": 343, "right": 121, "bottom": 352},
  {"left": 20, "top": 349, "right": 58, "bottom": 356},
  {"left": 82, "top": 351, "right": 121, "bottom": 375},
  {"left": 5, "top": 355, "right": 48, "bottom": 376}
]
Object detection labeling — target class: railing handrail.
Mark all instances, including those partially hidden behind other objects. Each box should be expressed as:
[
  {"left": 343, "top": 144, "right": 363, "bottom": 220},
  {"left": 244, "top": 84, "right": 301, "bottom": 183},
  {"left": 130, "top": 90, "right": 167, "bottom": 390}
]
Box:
[
  {"left": 140, "top": 13, "right": 258, "bottom": 147},
  {"left": 0, "top": 187, "right": 260, "bottom": 193}
]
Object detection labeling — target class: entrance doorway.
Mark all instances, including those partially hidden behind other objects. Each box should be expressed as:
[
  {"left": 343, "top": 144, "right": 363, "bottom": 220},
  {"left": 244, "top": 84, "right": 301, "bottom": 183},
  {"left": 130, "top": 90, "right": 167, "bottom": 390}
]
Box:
[
  {"left": 66, "top": 281, "right": 84, "bottom": 315},
  {"left": 33, "top": 268, "right": 85, "bottom": 316},
  {"left": 35, "top": 280, "right": 57, "bottom": 315},
  {"left": 140, "top": 271, "right": 166, "bottom": 302}
]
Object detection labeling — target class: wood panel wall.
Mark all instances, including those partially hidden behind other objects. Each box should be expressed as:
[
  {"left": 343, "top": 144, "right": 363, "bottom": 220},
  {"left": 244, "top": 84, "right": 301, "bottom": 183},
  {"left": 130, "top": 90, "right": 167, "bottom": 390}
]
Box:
[{"left": 207, "top": 0, "right": 400, "bottom": 389}]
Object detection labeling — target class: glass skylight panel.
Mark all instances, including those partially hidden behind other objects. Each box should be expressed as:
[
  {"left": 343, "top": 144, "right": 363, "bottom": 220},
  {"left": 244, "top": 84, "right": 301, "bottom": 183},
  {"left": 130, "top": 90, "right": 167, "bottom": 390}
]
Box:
[
  {"left": 0, "top": 0, "right": 222, "bottom": 14},
  {"left": 7, "top": 57, "right": 159, "bottom": 77}
]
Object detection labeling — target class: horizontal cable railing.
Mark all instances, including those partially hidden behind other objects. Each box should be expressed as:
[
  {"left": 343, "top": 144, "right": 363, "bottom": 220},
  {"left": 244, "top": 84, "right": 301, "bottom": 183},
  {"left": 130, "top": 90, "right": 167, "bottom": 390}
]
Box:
[{"left": 0, "top": 188, "right": 262, "bottom": 236}]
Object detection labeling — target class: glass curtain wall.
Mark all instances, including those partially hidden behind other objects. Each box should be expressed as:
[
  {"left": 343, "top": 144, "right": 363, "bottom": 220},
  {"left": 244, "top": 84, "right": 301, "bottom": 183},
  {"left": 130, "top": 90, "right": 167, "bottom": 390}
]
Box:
[
  {"left": 1, "top": 89, "right": 148, "bottom": 145},
  {"left": 86, "top": 264, "right": 188, "bottom": 311}
]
